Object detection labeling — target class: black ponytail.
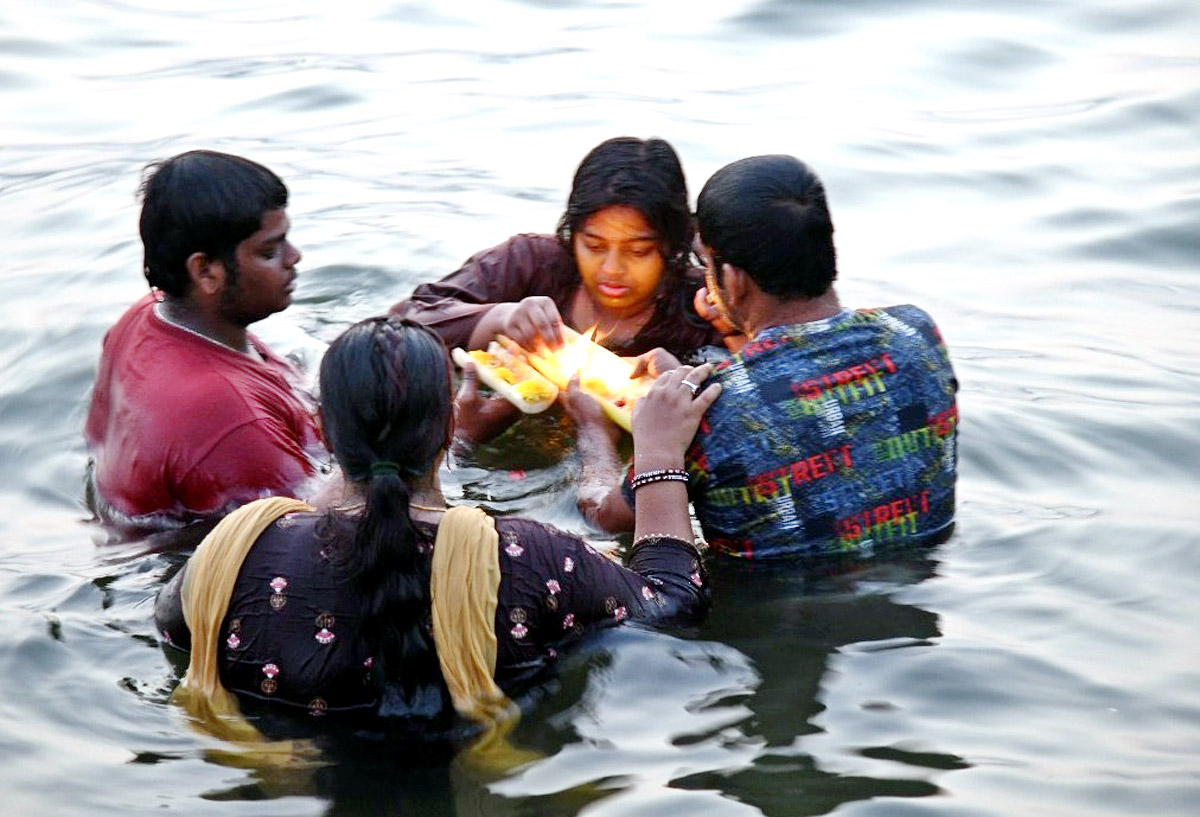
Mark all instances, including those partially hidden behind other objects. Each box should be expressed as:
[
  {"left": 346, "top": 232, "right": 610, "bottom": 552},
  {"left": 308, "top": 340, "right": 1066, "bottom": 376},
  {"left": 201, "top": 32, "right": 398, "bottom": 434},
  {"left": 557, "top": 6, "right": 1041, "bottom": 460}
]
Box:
[{"left": 318, "top": 317, "right": 455, "bottom": 714}]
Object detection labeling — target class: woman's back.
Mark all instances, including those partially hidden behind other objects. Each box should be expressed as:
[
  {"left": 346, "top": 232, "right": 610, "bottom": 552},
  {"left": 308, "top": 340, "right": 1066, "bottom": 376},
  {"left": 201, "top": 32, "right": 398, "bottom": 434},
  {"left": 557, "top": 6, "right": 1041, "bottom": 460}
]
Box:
[{"left": 156, "top": 508, "right": 708, "bottom": 719}]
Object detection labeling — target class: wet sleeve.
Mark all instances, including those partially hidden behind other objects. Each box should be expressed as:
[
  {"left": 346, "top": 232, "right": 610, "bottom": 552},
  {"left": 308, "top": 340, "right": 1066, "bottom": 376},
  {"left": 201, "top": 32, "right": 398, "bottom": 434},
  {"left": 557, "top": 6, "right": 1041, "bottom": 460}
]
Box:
[
  {"left": 389, "top": 234, "right": 567, "bottom": 350},
  {"left": 624, "top": 537, "right": 710, "bottom": 620},
  {"left": 499, "top": 519, "right": 709, "bottom": 634}
]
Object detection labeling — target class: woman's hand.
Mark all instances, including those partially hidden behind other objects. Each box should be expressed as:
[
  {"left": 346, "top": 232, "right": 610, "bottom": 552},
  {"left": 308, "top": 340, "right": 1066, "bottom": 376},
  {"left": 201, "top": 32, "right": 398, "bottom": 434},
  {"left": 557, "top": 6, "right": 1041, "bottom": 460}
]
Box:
[
  {"left": 472, "top": 295, "right": 565, "bottom": 352},
  {"left": 452, "top": 361, "right": 520, "bottom": 449},
  {"left": 693, "top": 286, "right": 747, "bottom": 353},
  {"left": 632, "top": 363, "right": 721, "bottom": 471},
  {"left": 561, "top": 373, "right": 622, "bottom": 445},
  {"left": 630, "top": 347, "right": 681, "bottom": 379},
  {"left": 628, "top": 363, "right": 721, "bottom": 547},
  {"left": 563, "top": 374, "right": 631, "bottom": 532},
  {"left": 693, "top": 286, "right": 735, "bottom": 334},
  {"left": 561, "top": 373, "right": 608, "bottom": 423}
]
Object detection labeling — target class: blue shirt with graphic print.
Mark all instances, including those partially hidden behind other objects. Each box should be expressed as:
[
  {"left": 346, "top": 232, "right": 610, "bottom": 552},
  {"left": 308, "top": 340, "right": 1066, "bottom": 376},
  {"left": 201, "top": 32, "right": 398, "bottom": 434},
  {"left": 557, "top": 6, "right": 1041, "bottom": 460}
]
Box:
[{"left": 684, "top": 305, "right": 958, "bottom": 560}]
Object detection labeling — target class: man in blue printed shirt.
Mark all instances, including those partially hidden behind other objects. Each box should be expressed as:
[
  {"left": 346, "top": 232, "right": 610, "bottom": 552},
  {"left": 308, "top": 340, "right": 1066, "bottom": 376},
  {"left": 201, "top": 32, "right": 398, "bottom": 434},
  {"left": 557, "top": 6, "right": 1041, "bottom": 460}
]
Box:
[{"left": 571, "top": 154, "right": 958, "bottom": 560}]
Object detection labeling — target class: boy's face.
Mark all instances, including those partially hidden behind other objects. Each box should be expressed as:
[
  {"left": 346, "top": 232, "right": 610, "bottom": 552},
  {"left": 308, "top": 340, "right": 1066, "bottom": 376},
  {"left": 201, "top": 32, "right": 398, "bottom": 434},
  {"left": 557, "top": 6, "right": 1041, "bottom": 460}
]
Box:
[{"left": 219, "top": 208, "right": 301, "bottom": 326}]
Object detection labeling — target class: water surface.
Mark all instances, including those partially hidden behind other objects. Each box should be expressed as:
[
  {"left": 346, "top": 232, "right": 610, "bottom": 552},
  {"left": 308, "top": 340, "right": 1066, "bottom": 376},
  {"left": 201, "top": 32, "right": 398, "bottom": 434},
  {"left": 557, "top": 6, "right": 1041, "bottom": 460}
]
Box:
[{"left": 1, "top": 1, "right": 1198, "bottom": 815}]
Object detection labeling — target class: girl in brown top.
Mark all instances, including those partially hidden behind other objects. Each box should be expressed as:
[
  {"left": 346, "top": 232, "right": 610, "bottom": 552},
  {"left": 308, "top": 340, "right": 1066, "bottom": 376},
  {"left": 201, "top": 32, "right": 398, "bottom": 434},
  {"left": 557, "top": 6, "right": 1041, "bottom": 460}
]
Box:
[{"left": 390, "top": 137, "right": 722, "bottom": 362}]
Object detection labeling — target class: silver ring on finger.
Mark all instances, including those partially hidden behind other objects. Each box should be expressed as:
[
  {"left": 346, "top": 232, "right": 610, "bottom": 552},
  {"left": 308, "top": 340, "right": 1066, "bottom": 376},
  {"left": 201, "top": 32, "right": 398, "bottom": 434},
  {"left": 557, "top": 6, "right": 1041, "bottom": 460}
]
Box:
[{"left": 681, "top": 379, "right": 701, "bottom": 397}]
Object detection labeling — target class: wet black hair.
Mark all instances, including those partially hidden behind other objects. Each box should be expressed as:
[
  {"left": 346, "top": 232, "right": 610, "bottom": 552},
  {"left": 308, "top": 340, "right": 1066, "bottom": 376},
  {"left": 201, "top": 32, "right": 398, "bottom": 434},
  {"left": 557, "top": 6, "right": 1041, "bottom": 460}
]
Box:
[
  {"left": 555, "top": 136, "right": 695, "bottom": 292},
  {"left": 317, "top": 316, "right": 455, "bottom": 709},
  {"left": 696, "top": 154, "right": 837, "bottom": 299},
  {"left": 138, "top": 150, "right": 288, "bottom": 296}
]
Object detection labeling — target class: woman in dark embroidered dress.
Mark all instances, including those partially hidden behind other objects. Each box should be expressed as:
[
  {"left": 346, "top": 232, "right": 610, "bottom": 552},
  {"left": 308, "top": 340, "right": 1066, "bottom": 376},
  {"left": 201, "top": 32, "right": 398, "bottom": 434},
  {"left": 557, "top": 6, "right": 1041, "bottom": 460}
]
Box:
[{"left": 155, "top": 316, "right": 719, "bottom": 725}]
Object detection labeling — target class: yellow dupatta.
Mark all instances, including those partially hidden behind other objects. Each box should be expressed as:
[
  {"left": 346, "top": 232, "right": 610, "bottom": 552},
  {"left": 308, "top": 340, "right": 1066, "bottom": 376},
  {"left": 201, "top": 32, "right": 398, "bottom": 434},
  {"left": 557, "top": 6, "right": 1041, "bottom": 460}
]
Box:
[
  {"left": 430, "top": 505, "right": 539, "bottom": 774},
  {"left": 172, "top": 496, "right": 318, "bottom": 767}
]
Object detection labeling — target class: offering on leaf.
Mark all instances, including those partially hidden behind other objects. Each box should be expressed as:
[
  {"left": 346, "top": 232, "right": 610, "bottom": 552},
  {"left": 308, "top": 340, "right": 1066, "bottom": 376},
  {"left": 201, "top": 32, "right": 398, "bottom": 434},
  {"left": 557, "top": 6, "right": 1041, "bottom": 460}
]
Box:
[
  {"left": 451, "top": 342, "right": 559, "bottom": 414},
  {"left": 514, "top": 327, "right": 653, "bottom": 433}
]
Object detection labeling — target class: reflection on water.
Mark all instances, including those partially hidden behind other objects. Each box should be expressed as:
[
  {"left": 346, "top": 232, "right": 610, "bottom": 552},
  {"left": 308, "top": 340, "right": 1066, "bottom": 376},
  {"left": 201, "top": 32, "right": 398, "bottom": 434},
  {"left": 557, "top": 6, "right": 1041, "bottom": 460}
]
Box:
[
  {"left": 2, "top": 0, "right": 1199, "bottom": 815},
  {"left": 675, "top": 555, "right": 954, "bottom": 815}
]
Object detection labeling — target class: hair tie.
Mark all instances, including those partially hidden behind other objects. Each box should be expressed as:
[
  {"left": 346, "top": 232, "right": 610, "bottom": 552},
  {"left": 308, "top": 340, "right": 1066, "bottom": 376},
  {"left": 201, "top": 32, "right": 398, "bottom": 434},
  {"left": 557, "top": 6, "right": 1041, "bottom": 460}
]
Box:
[{"left": 369, "top": 460, "right": 402, "bottom": 478}]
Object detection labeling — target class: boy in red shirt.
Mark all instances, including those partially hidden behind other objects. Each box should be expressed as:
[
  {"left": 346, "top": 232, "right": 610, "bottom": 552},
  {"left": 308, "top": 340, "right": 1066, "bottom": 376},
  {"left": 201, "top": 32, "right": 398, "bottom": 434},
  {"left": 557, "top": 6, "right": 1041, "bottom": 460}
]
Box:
[{"left": 86, "top": 150, "right": 325, "bottom": 533}]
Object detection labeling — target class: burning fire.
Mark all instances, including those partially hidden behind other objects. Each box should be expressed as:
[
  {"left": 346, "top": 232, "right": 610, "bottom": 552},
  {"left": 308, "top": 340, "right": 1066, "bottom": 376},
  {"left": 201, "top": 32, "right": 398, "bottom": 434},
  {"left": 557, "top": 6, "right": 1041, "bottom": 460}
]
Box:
[
  {"left": 505, "top": 326, "right": 652, "bottom": 431},
  {"left": 555, "top": 327, "right": 635, "bottom": 396}
]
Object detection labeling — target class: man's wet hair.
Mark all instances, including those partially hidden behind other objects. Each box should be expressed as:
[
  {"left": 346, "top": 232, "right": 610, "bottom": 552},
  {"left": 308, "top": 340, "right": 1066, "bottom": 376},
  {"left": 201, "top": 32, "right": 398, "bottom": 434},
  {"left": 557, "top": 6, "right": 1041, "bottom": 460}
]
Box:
[
  {"left": 697, "top": 154, "right": 837, "bottom": 300},
  {"left": 139, "top": 150, "right": 288, "bottom": 296}
]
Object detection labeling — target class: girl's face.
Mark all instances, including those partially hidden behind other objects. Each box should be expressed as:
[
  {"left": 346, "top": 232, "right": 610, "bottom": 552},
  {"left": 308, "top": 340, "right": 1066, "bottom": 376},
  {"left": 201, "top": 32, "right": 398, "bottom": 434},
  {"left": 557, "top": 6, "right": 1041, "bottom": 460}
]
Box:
[{"left": 573, "top": 205, "right": 665, "bottom": 318}]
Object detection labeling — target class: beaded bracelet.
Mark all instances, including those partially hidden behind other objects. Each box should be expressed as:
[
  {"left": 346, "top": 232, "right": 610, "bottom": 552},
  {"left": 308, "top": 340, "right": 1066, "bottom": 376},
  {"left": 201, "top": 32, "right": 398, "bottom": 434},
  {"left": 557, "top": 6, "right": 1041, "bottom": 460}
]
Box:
[{"left": 630, "top": 468, "right": 689, "bottom": 490}]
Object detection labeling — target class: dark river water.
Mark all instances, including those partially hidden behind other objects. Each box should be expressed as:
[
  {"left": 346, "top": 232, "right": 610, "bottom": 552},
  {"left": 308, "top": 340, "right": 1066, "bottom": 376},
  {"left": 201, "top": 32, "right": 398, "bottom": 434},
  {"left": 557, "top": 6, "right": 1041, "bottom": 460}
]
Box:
[{"left": 1, "top": 1, "right": 1198, "bottom": 815}]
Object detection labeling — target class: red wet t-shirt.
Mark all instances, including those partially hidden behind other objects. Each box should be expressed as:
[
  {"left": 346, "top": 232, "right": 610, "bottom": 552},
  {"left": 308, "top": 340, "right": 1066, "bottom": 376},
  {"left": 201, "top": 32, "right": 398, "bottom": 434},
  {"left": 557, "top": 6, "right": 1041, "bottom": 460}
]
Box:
[{"left": 85, "top": 293, "right": 322, "bottom": 523}]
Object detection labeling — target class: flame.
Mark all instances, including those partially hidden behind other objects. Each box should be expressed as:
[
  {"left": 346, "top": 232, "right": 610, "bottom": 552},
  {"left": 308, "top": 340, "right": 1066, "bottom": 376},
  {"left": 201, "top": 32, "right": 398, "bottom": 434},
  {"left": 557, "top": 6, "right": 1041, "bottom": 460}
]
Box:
[
  {"left": 551, "top": 326, "right": 595, "bottom": 380},
  {"left": 511, "top": 325, "right": 652, "bottom": 432},
  {"left": 521, "top": 326, "right": 637, "bottom": 392},
  {"left": 547, "top": 326, "right": 636, "bottom": 398}
]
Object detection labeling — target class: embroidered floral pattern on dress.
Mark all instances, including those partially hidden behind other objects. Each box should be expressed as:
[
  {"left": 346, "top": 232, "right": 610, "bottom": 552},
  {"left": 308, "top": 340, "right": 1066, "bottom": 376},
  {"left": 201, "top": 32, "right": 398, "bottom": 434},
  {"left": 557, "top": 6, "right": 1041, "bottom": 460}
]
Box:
[
  {"left": 545, "top": 579, "right": 561, "bottom": 594},
  {"left": 226, "top": 632, "right": 242, "bottom": 650},
  {"left": 562, "top": 613, "right": 575, "bottom": 629},
  {"left": 641, "top": 586, "right": 655, "bottom": 601},
  {"left": 613, "top": 606, "right": 628, "bottom": 622},
  {"left": 603, "top": 595, "right": 618, "bottom": 615},
  {"left": 510, "top": 607, "right": 528, "bottom": 624},
  {"left": 315, "top": 612, "right": 335, "bottom": 629},
  {"left": 690, "top": 571, "right": 704, "bottom": 588},
  {"left": 563, "top": 556, "right": 575, "bottom": 573},
  {"left": 315, "top": 628, "right": 336, "bottom": 645},
  {"left": 269, "top": 576, "right": 288, "bottom": 610},
  {"left": 510, "top": 623, "right": 528, "bottom": 640},
  {"left": 505, "top": 542, "right": 525, "bottom": 558},
  {"left": 308, "top": 697, "right": 328, "bottom": 716},
  {"left": 261, "top": 662, "right": 280, "bottom": 695}
]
